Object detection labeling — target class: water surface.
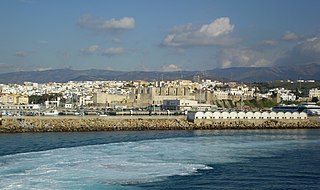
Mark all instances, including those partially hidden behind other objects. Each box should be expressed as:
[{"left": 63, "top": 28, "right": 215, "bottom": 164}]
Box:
[{"left": 0, "top": 129, "right": 319, "bottom": 189}]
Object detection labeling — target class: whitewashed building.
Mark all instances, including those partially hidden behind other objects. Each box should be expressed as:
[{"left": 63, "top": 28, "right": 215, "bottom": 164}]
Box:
[
  {"left": 162, "top": 99, "right": 198, "bottom": 111},
  {"left": 187, "top": 111, "right": 308, "bottom": 122},
  {"left": 309, "top": 88, "right": 320, "bottom": 99},
  {"left": 204, "top": 112, "right": 213, "bottom": 119}
]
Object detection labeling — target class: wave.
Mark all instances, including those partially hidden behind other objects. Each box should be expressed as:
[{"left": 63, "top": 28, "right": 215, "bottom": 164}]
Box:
[
  {"left": 0, "top": 134, "right": 316, "bottom": 189},
  {"left": 0, "top": 137, "right": 215, "bottom": 189}
]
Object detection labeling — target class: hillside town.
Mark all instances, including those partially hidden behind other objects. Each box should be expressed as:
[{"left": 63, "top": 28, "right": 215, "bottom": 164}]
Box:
[{"left": 0, "top": 79, "right": 320, "bottom": 116}]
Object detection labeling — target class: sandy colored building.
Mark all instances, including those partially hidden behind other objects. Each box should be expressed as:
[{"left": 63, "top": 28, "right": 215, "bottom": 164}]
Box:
[
  {"left": 128, "top": 86, "right": 196, "bottom": 107},
  {"left": 93, "top": 93, "right": 129, "bottom": 107},
  {"left": 0, "top": 94, "right": 29, "bottom": 105}
]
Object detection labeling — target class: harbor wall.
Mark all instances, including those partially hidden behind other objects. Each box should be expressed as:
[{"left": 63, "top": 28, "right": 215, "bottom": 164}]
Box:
[{"left": 1, "top": 116, "right": 320, "bottom": 133}]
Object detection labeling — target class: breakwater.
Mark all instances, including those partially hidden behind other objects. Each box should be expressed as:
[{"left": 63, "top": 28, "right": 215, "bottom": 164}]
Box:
[{"left": 1, "top": 116, "right": 320, "bottom": 133}]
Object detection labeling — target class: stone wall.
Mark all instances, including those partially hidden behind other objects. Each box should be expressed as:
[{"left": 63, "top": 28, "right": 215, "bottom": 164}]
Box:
[{"left": 0, "top": 116, "right": 320, "bottom": 133}]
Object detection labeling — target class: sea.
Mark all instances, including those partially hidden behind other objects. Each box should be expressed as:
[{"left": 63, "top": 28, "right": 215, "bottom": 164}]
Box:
[{"left": 0, "top": 129, "right": 320, "bottom": 190}]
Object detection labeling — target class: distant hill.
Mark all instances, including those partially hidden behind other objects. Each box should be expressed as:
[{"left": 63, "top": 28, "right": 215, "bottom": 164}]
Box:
[
  {"left": 0, "top": 69, "right": 201, "bottom": 84},
  {"left": 0, "top": 63, "right": 319, "bottom": 84},
  {"left": 207, "top": 63, "right": 320, "bottom": 82}
]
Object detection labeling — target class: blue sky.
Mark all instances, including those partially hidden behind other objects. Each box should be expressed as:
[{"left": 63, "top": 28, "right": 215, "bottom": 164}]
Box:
[{"left": 1, "top": 0, "right": 320, "bottom": 73}]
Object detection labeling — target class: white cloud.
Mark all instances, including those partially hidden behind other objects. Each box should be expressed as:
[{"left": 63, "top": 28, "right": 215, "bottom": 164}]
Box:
[
  {"left": 80, "top": 45, "right": 100, "bottom": 55},
  {"left": 14, "top": 51, "right": 29, "bottom": 57},
  {"left": 282, "top": 31, "right": 298, "bottom": 41},
  {"left": 297, "top": 36, "right": 320, "bottom": 52},
  {"left": 101, "top": 47, "right": 124, "bottom": 56},
  {"left": 275, "top": 36, "right": 320, "bottom": 66},
  {"left": 253, "top": 59, "right": 272, "bottom": 67},
  {"left": 163, "top": 17, "right": 237, "bottom": 47},
  {"left": 161, "top": 64, "right": 181, "bottom": 72},
  {"left": 80, "top": 45, "right": 125, "bottom": 57},
  {"left": 78, "top": 15, "right": 135, "bottom": 31},
  {"left": 262, "top": 40, "right": 278, "bottom": 46},
  {"left": 221, "top": 60, "right": 232, "bottom": 68},
  {"left": 219, "top": 48, "right": 252, "bottom": 68},
  {"left": 199, "top": 17, "right": 234, "bottom": 37},
  {"left": 34, "top": 67, "right": 52, "bottom": 71},
  {"left": 218, "top": 48, "right": 272, "bottom": 68}
]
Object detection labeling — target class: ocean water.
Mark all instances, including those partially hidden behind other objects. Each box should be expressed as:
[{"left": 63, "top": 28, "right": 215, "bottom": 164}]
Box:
[{"left": 0, "top": 129, "right": 320, "bottom": 190}]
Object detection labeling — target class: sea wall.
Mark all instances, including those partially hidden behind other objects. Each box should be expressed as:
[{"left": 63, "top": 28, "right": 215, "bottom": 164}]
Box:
[{"left": 0, "top": 116, "right": 320, "bottom": 133}]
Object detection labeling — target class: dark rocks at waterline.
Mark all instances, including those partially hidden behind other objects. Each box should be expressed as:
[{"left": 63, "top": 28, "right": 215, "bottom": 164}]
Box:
[{"left": 0, "top": 117, "right": 320, "bottom": 133}]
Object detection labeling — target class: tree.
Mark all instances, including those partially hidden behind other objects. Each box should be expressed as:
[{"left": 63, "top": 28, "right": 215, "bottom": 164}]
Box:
[
  {"left": 29, "top": 93, "right": 63, "bottom": 104},
  {"left": 311, "top": 97, "right": 319, "bottom": 103}
]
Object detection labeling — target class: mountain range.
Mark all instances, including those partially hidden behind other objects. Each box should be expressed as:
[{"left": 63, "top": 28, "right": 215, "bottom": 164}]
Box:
[{"left": 0, "top": 63, "right": 319, "bottom": 84}]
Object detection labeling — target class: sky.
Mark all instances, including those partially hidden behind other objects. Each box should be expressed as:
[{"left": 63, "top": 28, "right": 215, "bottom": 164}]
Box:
[{"left": 1, "top": 0, "right": 320, "bottom": 73}]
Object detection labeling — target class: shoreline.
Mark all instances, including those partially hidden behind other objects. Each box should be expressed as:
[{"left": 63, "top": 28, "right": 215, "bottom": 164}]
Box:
[{"left": 1, "top": 115, "right": 320, "bottom": 133}]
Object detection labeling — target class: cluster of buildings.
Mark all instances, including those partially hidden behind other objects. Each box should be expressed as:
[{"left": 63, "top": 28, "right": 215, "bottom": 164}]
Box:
[
  {"left": 260, "top": 88, "right": 297, "bottom": 102},
  {"left": 0, "top": 80, "right": 254, "bottom": 111},
  {"left": 187, "top": 110, "right": 308, "bottom": 122},
  {"left": 309, "top": 88, "right": 320, "bottom": 99},
  {"left": 0, "top": 79, "right": 319, "bottom": 115}
]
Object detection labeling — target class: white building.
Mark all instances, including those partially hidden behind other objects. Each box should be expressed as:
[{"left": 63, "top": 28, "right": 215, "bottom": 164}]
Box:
[
  {"left": 79, "top": 95, "right": 93, "bottom": 106},
  {"left": 280, "top": 93, "right": 296, "bottom": 101},
  {"left": 45, "top": 99, "right": 60, "bottom": 109},
  {"left": 65, "top": 103, "right": 73, "bottom": 109},
  {"left": 309, "top": 88, "right": 320, "bottom": 99},
  {"left": 186, "top": 111, "right": 308, "bottom": 122},
  {"left": 0, "top": 104, "right": 40, "bottom": 110},
  {"left": 162, "top": 99, "right": 198, "bottom": 111},
  {"left": 212, "top": 90, "right": 229, "bottom": 100}
]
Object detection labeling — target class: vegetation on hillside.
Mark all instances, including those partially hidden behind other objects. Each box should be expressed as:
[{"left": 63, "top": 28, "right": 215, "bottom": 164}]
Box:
[
  {"left": 213, "top": 98, "right": 277, "bottom": 110},
  {"left": 29, "top": 93, "right": 64, "bottom": 104}
]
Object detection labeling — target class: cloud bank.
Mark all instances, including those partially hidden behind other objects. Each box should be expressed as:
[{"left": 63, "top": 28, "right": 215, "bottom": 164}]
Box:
[
  {"left": 262, "top": 40, "right": 278, "bottom": 46},
  {"left": 275, "top": 36, "right": 320, "bottom": 66},
  {"left": 78, "top": 15, "right": 135, "bottom": 31},
  {"left": 163, "top": 17, "right": 237, "bottom": 47},
  {"left": 282, "top": 31, "right": 298, "bottom": 41},
  {"left": 80, "top": 45, "right": 124, "bottom": 57},
  {"left": 14, "top": 51, "right": 29, "bottom": 57},
  {"left": 218, "top": 48, "right": 272, "bottom": 68},
  {"left": 162, "top": 64, "right": 181, "bottom": 72},
  {"left": 215, "top": 35, "right": 320, "bottom": 68},
  {"left": 80, "top": 45, "right": 100, "bottom": 55},
  {"left": 101, "top": 48, "right": 124, "bottom": 56}
]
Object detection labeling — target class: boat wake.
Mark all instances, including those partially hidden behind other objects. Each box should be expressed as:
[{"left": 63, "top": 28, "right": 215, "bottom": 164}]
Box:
[{"left": 0, "top": 134, "right": 305, "bottom": 189}]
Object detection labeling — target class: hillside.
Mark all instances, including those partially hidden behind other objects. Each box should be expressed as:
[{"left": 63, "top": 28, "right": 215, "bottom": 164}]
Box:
[{"left": 0, "top": 63, "right": 319, "bottom": 84}]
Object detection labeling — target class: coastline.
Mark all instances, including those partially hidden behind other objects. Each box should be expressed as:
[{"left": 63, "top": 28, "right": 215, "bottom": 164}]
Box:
[{"left": 1, "top": 115, "right": 320, "bottom": 133}]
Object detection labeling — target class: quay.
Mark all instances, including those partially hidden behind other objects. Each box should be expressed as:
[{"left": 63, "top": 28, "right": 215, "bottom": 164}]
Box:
[{"left": 0, "top": 115, "right": 320, "bottom": 133}]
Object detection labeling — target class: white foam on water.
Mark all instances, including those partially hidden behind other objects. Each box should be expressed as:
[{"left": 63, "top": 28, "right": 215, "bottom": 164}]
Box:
[
  {"left": 0, "top": 137, "right": 213, "bottom": 189},
  {"left": 0, "top": 135, "right": 301, "bottom": 189}
]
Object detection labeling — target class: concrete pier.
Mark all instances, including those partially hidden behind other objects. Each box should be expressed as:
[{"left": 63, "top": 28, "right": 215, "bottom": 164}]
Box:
[{"left": 0, "top": 116, "right": 320, "bottom": 133}]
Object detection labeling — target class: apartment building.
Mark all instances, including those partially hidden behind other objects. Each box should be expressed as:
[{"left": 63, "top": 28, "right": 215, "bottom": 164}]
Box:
[
  {"left": 0, "top": 94, "right": 29, "bottom": 105},
  {"left": 309, "top": 88, "right": 320, "bottom": 99}
]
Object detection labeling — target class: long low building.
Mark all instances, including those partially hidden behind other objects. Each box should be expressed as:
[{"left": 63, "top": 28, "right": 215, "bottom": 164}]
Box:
[
  {"left": 187, "top": 111, "right": 308, "bottom": 122},
  {"left": 0, "top": 104, "right": 40, "bottom": 110}
]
